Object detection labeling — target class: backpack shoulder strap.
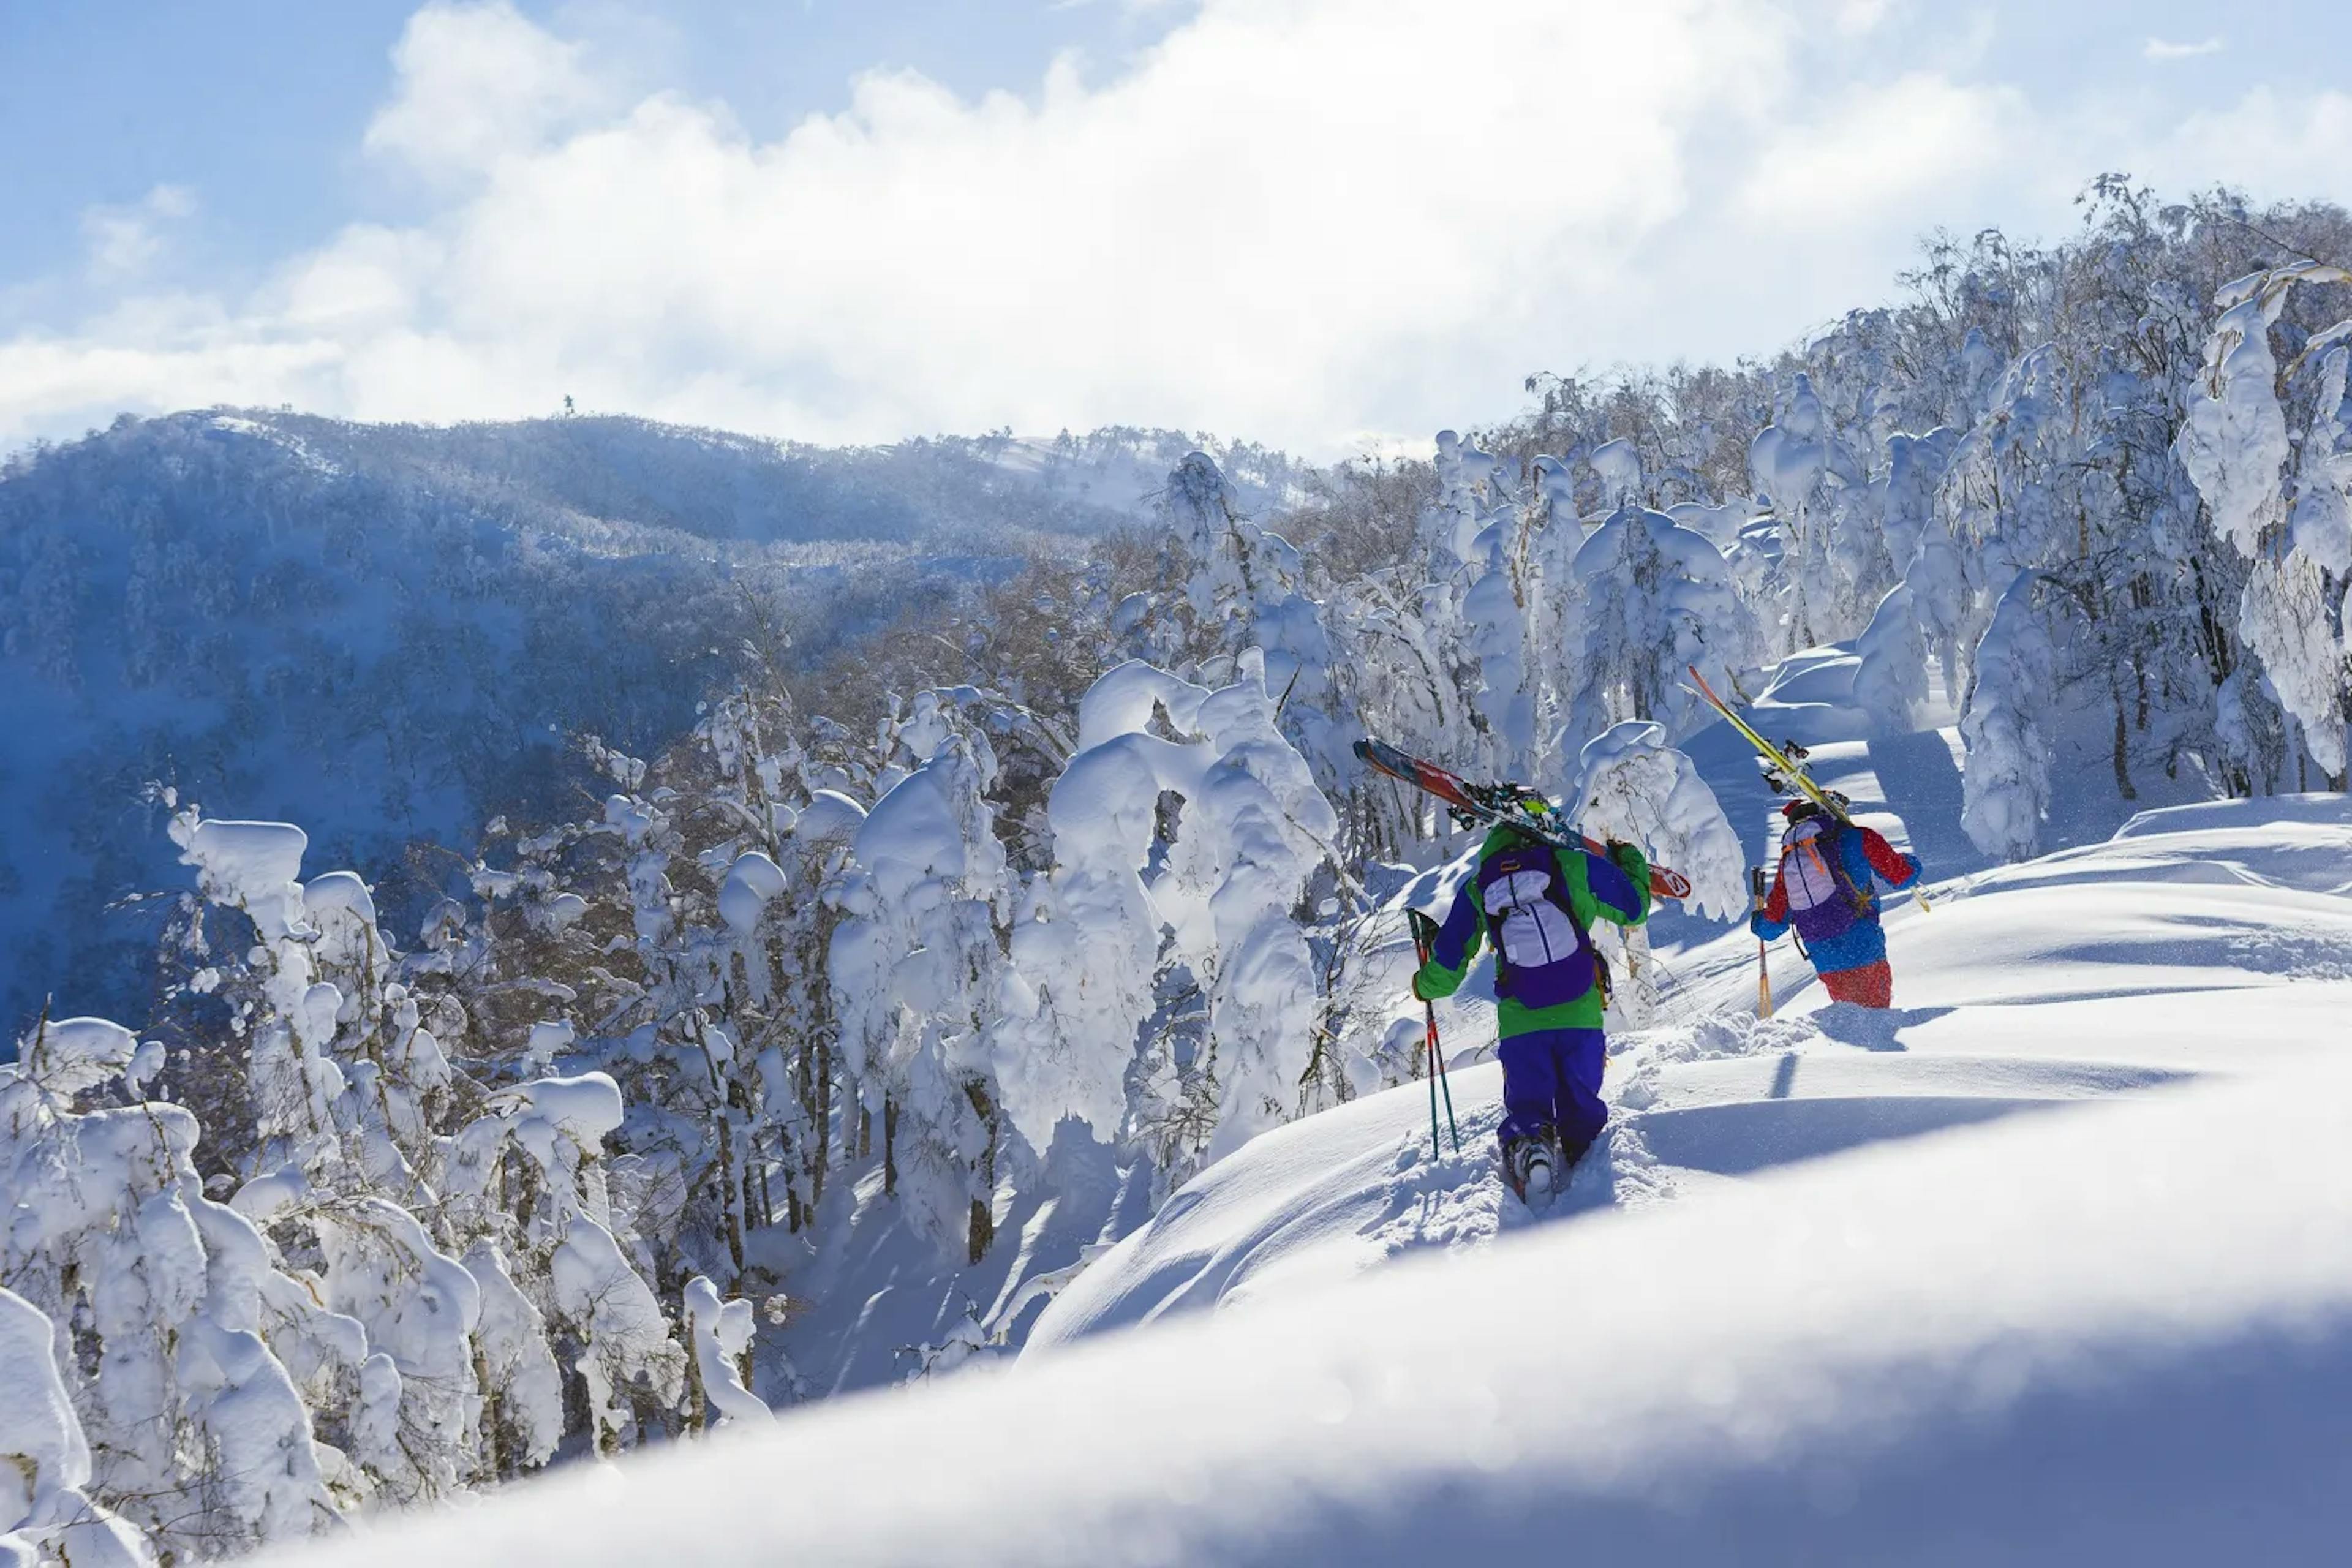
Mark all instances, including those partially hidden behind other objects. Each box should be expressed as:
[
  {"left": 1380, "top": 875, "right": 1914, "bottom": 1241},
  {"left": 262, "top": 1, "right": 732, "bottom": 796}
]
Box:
[
  {"left": 1550, "top": 845, "right": 1596, "bottom": 943},
  {"left": 1558, "top": 848, "right": 1611, "bottom": 1006},
  {"left": 1820, "top": 821, "right": 1874, "bottom": 914}
]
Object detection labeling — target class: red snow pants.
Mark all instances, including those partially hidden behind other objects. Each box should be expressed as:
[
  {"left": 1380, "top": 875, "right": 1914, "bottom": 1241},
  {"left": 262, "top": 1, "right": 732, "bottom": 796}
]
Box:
[{"left": 1820, "top": 960, "right": 1893, "bottom": 1008}]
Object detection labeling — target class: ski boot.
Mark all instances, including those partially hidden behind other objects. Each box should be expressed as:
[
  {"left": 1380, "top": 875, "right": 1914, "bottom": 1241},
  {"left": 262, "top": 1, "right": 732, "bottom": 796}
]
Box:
[{"left": 1503, "top": 1132, "right": 1563, "bottom": 1210}]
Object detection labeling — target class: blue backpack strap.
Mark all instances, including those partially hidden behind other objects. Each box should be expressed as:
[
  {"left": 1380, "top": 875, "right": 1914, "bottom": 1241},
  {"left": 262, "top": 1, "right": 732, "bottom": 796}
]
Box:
[{"left": 1822, "top": 821, "right": 1875, "bottom": 916}]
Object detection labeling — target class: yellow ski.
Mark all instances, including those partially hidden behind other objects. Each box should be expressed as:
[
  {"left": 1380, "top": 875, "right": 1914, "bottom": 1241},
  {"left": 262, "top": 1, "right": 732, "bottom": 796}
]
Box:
[{"left": 1687, "top": 665, "right": 1932, "bottom": 913}]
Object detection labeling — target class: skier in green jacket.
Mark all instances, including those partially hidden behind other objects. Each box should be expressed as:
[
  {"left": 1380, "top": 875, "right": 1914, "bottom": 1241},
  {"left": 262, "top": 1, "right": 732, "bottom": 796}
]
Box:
[{"left": 1412, "top": 801, "right": 1651, "bottom": 1202}]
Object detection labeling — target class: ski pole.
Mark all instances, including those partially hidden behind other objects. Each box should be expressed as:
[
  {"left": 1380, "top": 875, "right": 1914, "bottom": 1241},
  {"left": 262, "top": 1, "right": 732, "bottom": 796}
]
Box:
[
  {"left": 1432, "top": 1016, "right": 1459, "bottom": 1153},
  {"left": 1425, "top": 1027, "right": 1442, "bottom": 1161},
  {"left": 1750, "top": 865, "right": 1774, "bottom": 1019},
  {"left": 1408, "top": 911, "right": 1460, "bottom": 1156}
]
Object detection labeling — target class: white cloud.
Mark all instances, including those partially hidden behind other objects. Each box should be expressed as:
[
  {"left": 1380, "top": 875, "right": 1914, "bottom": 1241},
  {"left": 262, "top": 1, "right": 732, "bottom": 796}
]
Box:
[
  {"left": 4, "top": 1, "right": 2350, "bottom": 458},
  {"left": 1737, "top": 73, "right": 2023, "bottom": 225},
  {"left": 1831, "top": 0, "right": 1895, "bottom": 34},
  {"left": 2147, "top": 87, "right": 2352, "bottom": 206},
  {"left": 363, "top": 1, "right": 617, "bottom": 186},
  {"left": 78, "top": 185, "right": 198, "bottom": 279},
  {"left": 7, "top": 0, "right": 1802, "bottom": 451},
  {"left": 2144, "top": 36, "right": 2225, "bottom": 61}
]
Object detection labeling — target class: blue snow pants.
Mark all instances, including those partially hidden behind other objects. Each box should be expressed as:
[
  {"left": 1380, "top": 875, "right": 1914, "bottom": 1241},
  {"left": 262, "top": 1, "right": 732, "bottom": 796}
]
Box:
[{"left": 1497, "top": 1027, "right": 1607, "bottom": 1159}]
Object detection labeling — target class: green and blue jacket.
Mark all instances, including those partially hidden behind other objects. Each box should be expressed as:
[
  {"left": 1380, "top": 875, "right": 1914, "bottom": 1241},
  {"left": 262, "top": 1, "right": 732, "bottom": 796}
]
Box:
[{"left": 1412, "top": 826, "right": 1650, "bottom": 1035}]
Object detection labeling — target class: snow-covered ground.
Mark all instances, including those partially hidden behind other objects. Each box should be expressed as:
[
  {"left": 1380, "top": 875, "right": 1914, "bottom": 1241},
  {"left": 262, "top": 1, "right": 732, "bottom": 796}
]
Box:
[
  {"left": 1029, "top": 788, "right": 2352, "bottom": 1345},
  {"left": 277, "top": 662, "right": 2352, "bottom": 1563},
  {"left": 284, "top": 829, "right": 2352, "bottom": 1564},
  {"left": 307, "top": 1078, "right": 2352, "bottom": 1565}
]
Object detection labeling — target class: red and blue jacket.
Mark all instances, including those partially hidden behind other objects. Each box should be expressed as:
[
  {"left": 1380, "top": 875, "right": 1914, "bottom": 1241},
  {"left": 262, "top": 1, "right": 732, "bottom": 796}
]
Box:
[{"left": 1748, "top": 821, "right": 1921, "bottom": 974}]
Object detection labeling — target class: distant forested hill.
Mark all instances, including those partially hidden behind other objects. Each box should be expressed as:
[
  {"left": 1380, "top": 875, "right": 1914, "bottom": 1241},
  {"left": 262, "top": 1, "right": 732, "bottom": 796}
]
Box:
[{"left": 0, "top": 409, "right": 1303, "bottom": 1031}]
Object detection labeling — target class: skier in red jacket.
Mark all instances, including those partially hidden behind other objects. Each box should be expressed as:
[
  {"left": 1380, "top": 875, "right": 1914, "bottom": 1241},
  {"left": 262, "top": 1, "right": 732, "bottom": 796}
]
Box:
[{"left": 1749, "top": 799, "right": 1923, "bottom": 1008}]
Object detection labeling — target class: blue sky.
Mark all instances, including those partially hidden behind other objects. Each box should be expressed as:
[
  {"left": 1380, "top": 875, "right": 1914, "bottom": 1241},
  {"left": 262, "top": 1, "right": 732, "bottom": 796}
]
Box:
[
  {"left": 1, "top": 1, "right": 1191, "bottom": 313},
  {"left": 4, "top": 0, "right": 2350, "bottom": 455}
]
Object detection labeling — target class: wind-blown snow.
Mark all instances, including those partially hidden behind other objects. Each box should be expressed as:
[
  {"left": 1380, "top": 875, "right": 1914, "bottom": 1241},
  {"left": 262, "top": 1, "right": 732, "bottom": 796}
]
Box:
[
  {"left": 173, "top": 819, "right": 313, "bottom": 942},
  {"left": 0, "top": 1288, "right": 152, "bottom": 1568},
  {"left": 717, "top": 851, "right": 787, "bottom": 935},
  {"left": 1572, "top": 721, "right": 1745, "bottom": 921},
  {"left": 991, "top": 658, "right": 1335, "bottom": 1158},
  {"left": 794, "top": 790, "right": 869, "bottom": 847},
  {"left": 18, "top": 1018, "right": 144, "bottom": 1097},
  {"left": 682, "top": 1278, "right": 771, "bottom": 1428},
  {"left": 2177, "top": 273, "right": 2295, "bottom": 556}
]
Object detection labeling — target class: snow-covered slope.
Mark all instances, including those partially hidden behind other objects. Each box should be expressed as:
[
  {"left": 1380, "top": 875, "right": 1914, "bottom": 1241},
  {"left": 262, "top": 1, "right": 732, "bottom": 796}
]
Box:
[
  {"left": 983, "top": 428, "right": 1309, "bottom": 520},
  {"left": 288, "top": 954, "right": 2352, "bottom": 1566},
  {"left": 266, "top": 783, "right": 2352, "bottom": 1565},
  {"left": 1030, "top": 793, "right": 2352, "bottom": 1344},
  {"left": 725, "top": 635, "right": 2351, "bottom": 1406}
]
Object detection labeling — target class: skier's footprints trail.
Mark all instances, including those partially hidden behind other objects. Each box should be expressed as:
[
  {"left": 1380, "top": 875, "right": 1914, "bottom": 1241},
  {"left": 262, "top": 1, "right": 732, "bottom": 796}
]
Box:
[{"left": 1363, "top": 1112, "right": 1676, "bottom": 1263}]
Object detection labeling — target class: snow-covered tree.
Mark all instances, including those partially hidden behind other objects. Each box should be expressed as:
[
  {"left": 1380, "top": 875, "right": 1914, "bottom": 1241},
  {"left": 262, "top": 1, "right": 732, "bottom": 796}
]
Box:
[
  {"left": 0, "top": 1287, "right": 154, "bottom": 1568},
  {"left": 1112, "top": 452, "right": 1351, "bottom": 793},
  {"left": 681, "top": 1276, "right": 769, "bottom": 1429},
  {"left": 1448, "top": 438, "right": 1543, "bottom": 783},
  {"left": 2179, "top": 260, "right": 2352, "bottom": 786},
  {"left": 1852, "top": 584, "right": 1931, "bottom": 733},
  {"left": 1568, "top": 722, "right": 1745, "bottom": 1024},
  {"left": 160, "top": 801, "right": 692, "bottom": 1491},
  {"left": 992, "top": 656, "right": 1341, "bottom": 1191},
  {"left": 1570, "top": 724, "right": 1745, "bottom": 922},
  {"left": 832, "top": 729, "right": 1014, "bottom": 1263},
  {"left": 1555, "top": 505, "right": 1763, "bottom": 760},
  {"left": 1747, "top": 374, "right": 1846, "bottom": 650},
  {"left": 1961, "top": 575, "right": 2061, "bottom": 859},
  {"left": 0, "top": 1014, "right": 342, "bottom": 1558}
]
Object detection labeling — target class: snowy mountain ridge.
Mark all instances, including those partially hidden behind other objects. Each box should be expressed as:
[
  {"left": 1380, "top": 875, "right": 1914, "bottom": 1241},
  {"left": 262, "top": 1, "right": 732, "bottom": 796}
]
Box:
[{"left": 0, "top": 409, "right": 1298, "bottom": 1031}]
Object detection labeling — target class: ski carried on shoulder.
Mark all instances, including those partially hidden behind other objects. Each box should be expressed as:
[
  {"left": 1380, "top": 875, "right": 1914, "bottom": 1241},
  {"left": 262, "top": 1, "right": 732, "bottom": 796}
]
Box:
[
  {"left": 1682, "top": 665, "right": 1854, "bottom": 825},
  {"left": 1354, "top": 737, "right": 1694, "bottom": 901},
  {"left": 1684, "top": 665, "right": 1933, "bottom": 912}
]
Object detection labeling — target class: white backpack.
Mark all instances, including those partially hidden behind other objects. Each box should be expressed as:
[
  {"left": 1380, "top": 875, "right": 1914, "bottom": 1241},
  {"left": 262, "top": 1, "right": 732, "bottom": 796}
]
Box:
[{"left": 1781, "top": 817, "right": 1844, "bottom": 913}]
